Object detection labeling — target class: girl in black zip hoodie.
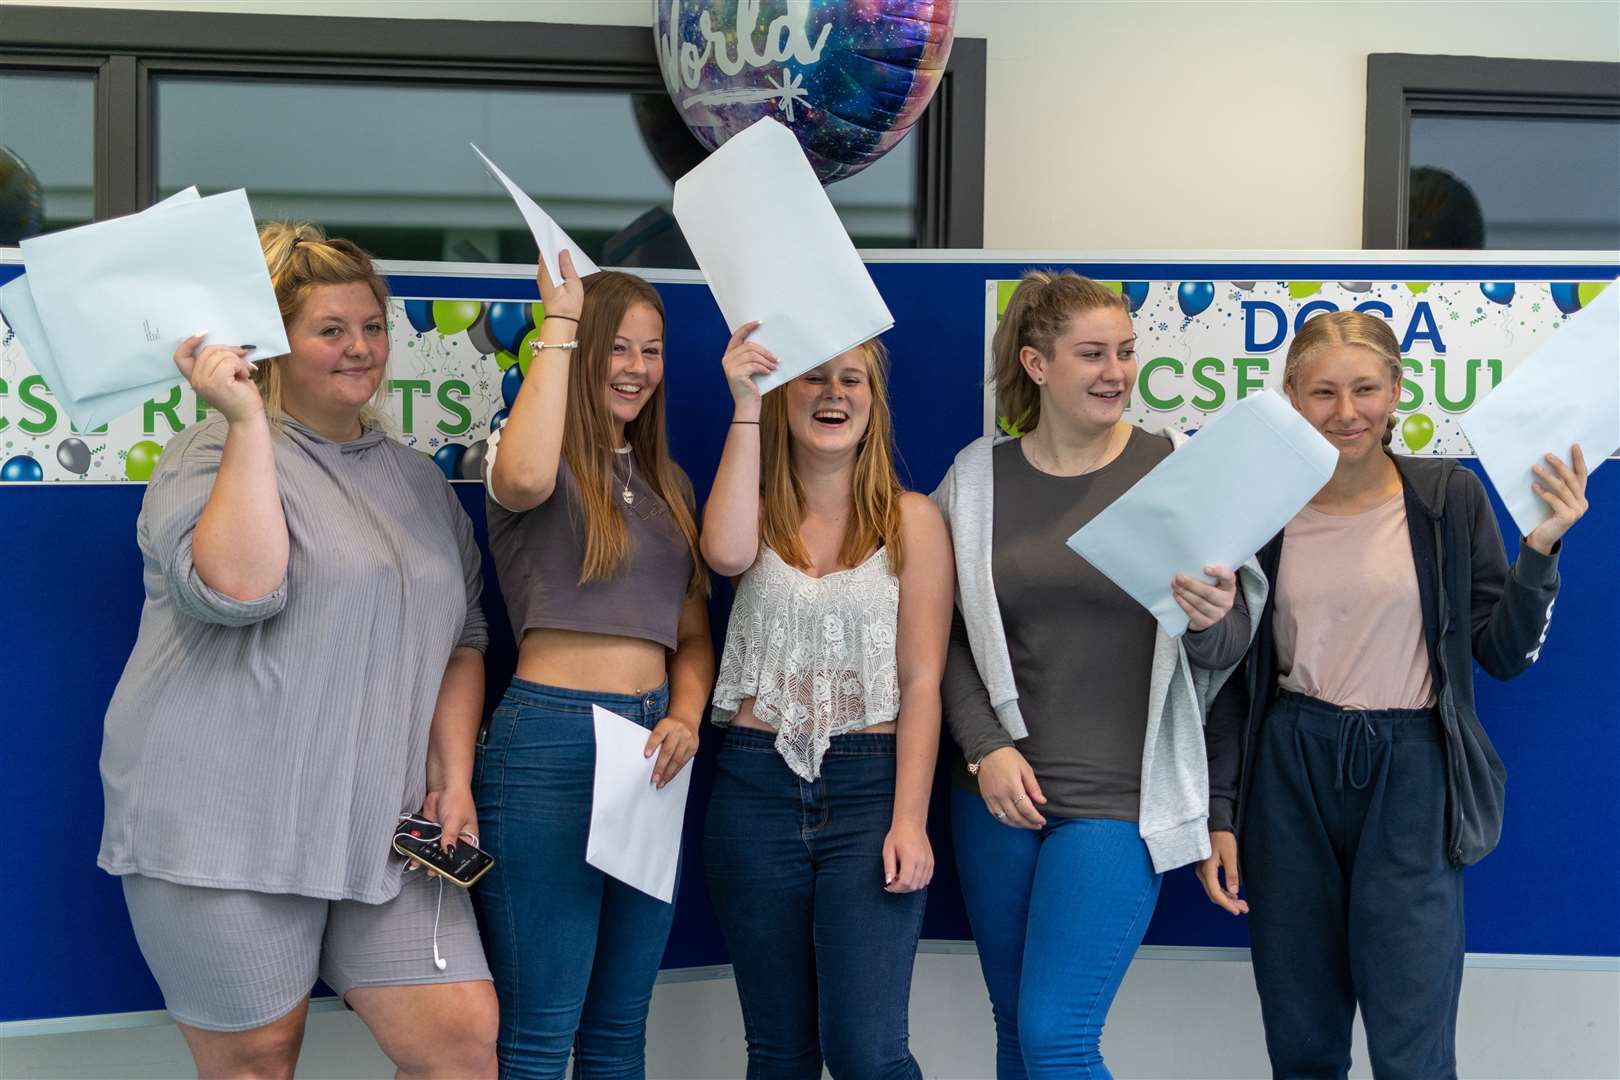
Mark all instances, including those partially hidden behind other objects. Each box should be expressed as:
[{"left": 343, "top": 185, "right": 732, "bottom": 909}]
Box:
[{"left": 1197, "top": 311, "right": 1588, "bottom": 1079}]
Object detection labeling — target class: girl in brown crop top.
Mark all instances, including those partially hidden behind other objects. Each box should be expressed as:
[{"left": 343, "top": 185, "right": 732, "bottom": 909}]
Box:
[{"left": 473, "top": 249, "right": 714, "bottom": 1078}]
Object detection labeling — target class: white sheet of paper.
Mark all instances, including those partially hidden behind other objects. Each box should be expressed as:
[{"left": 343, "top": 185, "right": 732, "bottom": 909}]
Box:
[
  {"left": 0, "top": 188, "right": 209, "bottom": 431},
  {"left": 468, "top": 144, "right": 600, "bottom": 277},
  {"left": 19, "top": 188, "right": 288, "bottom": 403},
  {"left": 1067, "top": 390, "right": 1340, "bottom": 636},
  {"left": 671, "top": 117, "right": 894, "bottom": 393},
  {"left": 586, "top": 705, "right": 691, "bottom": 904},
  {"left": 1459, "top": 281, "right": 1619, "bottom": 539}
]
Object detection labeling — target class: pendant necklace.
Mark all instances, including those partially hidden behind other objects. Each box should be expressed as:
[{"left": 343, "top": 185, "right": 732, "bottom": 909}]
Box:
[{"left": 615, "top": 445, "right": 634, "bottom": 505}]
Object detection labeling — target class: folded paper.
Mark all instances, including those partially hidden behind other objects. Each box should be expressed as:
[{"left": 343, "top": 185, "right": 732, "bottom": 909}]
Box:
[
  {"left": 672, "top": 117, "right": 893, "bottom": 393},
  {"left": 469, "top": 144, "right": 600, "bottom": 277},
  {"left": 586, "top": 705, "right": 691, "bottom": 904}
]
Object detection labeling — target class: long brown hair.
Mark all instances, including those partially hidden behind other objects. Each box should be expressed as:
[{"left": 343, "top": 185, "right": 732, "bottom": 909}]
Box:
[
  {"left": 992, "top": 270, "right": 1128, "bottom": 434},
  {"left": 1284, "top": 310, "right": 1404, "bottom": 448},
  {"left": 564, "top": 271, "right": 704, "bottom": 595},
  {"left": 255, "top": 221, "right": 391, "bottom": 428},
  {"left": 759, "top": 339, "right": 907, "bottom": 575}
]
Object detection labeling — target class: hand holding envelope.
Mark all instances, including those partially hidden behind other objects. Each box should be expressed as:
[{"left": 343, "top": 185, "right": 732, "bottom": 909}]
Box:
[
  {"left": 1067, "top": 391, "right": 1340, "bottom": 636},
  {"left": 586, "top": 705, "right": 693, "bottom": 904},
  {"left": 673, "top": 117, "right": 894, "bottom": 394},
  {"left": 0, "top": 188, "right": 288, "bottom": 431},
  {"left": 1460, "top": 281, "right": 1616, "bottom": 541}
]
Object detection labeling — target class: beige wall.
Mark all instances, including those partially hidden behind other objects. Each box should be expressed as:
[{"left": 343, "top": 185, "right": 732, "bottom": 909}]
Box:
[{"left": 9, "top": 0, "right": 1619, "bottom": 248}]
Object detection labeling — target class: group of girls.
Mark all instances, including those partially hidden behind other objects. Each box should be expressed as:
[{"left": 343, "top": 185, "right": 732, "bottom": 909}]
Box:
[{"left": 98, "top": 223, "right": 1590, "bottom": 1080}]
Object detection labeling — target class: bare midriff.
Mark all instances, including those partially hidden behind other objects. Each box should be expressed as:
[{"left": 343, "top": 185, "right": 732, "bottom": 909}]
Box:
[
  {"left": 726, "top": 696, "right": 897, "bottom": 736},
  {"left": 516, "top": 627, "right": 668, "bottom": 695}
]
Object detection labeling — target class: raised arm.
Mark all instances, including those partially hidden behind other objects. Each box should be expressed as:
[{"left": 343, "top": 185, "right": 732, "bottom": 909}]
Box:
[
  {"left": 699, "top": 321, "right": 778, "bottom": 576},
  {"left": 883, "top": 492, "right": 953, "bottom": 893},
  {"left": 488, "top": 250, "right": 586, "bottom": 511},
  {"left": 174, "top": 335, "right": 288, "bottom": 603}
]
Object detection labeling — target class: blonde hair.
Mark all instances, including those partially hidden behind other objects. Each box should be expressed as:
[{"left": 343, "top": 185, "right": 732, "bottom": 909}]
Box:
[
  {"left": 992, "top": 270, "right": 1128, "bottom": 434},
  {"left": 1284, "top": 310, "right": 1404, "bottom": 447},
  {"left": 759, "top": 339, "right": 907, "bottom": 575},
  {"left": 254, "top": 222, "right": 391, "bottom": 428},
  {"left": 564, "top": 271, "right": 705, "bottom": 596}
]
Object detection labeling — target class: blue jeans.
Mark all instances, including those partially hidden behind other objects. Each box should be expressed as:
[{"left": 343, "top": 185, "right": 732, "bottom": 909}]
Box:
[
  {"left": 951, "top": 785, "right": 1162, "bottom": 1080},
  {"left": 703, "top": 727, "right": 926, "bottom": 1080},
  {"left": 473, "top": 678, "right": 676, "bottom": 1080}
]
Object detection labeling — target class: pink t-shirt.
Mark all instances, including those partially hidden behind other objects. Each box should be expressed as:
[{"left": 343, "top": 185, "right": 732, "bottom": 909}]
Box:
[{"left": 1275, "top": 491, "right": 1435, "bottom": 710}]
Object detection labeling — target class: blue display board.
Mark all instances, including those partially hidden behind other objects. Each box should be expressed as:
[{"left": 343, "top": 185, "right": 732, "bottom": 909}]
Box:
[{"left": 3, "top": 254, "right": 1615, "bottom": 1024}]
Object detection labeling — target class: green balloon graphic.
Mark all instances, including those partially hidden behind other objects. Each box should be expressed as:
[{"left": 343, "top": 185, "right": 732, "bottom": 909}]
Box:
[
  {"left": 1287, "top": 281, "right": 1322, "bottom": 300},
  {"left": 1405, "top": 282, "right": 1432, "bottom": 294},
  {"left": 530, "top": 302, "right": 547, "bottom": 328},
  {"left": 494, "top": 348, "right": 520, "bottom": 371},
  {"left": 125, "top": 440, "right": 162, "bottom": 481},
  {"left": 1577, "top": 281, "right": 1610, "bottom": 308},
  {"left": 1401, "top": 413, "right": 1434, "bottom": 453},
  {"left": 517, "top": 328, "right": 545, "bottom": 376},
  {"left": 432, "top": 300, "right": 483, "bottom": 336}
]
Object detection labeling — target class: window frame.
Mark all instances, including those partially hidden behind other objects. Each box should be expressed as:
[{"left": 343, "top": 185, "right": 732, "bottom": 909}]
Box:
[
  {"left": 0, "top": 3, "right": 985, "bottom": 246},
  {"left": 1362, "top": 52, "right": 1620, "bottom": 249}
]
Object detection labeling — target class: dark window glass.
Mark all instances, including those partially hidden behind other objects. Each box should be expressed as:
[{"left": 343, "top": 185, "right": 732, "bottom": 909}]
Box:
[
  {"left": 1409, "top": 114, "right": 1620, "bottom": 250},
  {"left": 153, "top": 77, "right": 918, "bottom": 267},
  {"left": 0, "top": 71, "right": 95, "bottom": 240}
]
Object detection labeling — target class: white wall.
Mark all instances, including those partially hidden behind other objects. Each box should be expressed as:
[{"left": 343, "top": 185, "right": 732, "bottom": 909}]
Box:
[{"left": 9, "top": 0, "right": 1620, "bottom": 248}]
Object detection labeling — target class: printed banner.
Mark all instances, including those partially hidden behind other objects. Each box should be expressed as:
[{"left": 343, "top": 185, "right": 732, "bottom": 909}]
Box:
[{"left": 983, "top": 277, "right": 1614, "bottom": 455}]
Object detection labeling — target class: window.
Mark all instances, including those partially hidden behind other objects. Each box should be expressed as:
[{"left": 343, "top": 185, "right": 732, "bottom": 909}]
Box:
[
  {"left": 1363, "top": 54, "right": 1620, "bottom": 250},
  {"left": 0, "top": 70, "right": 95, "bottom": 239},
  {"left": 2, "top": 6, "right": 984, "bottom": 263}
]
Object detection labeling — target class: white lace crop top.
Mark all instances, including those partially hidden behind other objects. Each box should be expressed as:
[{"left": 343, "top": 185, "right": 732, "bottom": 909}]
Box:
[{"left": 711, "top": 544, "right": 901, "bottom": 780}]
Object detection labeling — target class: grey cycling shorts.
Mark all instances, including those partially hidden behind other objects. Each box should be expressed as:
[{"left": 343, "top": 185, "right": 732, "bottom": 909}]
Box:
[{"left": 121, "top": 869, "right": 491, "bottom": 1032}]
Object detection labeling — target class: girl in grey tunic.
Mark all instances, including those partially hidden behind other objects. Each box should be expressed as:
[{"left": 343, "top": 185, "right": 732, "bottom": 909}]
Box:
[{"left": 98, "top": 224, "right": 498, "bottom": 1077}]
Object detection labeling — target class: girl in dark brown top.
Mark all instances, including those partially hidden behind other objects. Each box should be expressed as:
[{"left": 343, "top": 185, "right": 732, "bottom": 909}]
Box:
[{"left": 475, "top": 249, "right": 713, "bottom": 1079}]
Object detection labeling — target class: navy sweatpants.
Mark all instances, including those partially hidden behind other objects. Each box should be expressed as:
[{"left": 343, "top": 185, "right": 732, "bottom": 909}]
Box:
[{"left": 1244, "top": 690, "right": 1465, "bottom": 1080}]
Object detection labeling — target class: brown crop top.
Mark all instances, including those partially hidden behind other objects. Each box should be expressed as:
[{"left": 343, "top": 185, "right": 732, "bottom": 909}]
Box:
[{"left": 485, "top": 438, "right": 696, "bottom": 650}]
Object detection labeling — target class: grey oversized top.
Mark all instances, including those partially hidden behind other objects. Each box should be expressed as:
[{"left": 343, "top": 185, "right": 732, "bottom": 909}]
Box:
[{"left": 98, "top": 416, "right": 488, "bottom": 903}]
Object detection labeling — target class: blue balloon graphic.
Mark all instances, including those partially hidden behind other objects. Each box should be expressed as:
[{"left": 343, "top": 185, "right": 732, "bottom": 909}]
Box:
[
  {"left": 1121, "top": 282, "right": 1149, "bottom": 314},
  {"left": 0, "top": 454, "right": 44, "bottom": 482},
  {"left": 501, "top": 363, "right": 525, "bottom": 410},
  {"left": 404, "top": 299, "right": 436, "bottom": 334},
  {"left": 490, "top": 408, "right": 509, "bottom": 434},
  {"left": 432, "top": 443, "right": 466, "bottom": 481},
  {"left": 487, "top": 302, "right": 534, "bottom": 356},
  {"left": 1481, "top": 282, "right": 1515, "bottom": 306},
  {"left": 1177, "top": 281, "right": 1215, "bottom": 318},
  {"left": 1549, "top": 282, "right": 1582, "bottom": 315}
]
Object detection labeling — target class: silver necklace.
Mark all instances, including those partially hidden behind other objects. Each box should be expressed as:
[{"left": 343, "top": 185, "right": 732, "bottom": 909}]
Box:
[{"left": 615, "top": 445, "right": 634, "bottom": 505}]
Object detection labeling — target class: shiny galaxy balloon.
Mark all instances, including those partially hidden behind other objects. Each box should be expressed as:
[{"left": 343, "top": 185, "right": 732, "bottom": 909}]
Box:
[{"left": 655, "top": 1, "right": 956, "bottom": 183}]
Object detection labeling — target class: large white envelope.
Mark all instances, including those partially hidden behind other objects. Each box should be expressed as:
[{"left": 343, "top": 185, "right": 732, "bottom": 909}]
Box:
[
  {"left": 671, "top": 117, "right": 894, "bottom": 393},
  {"left": 0, "top": 189, "right": 210, "bottom": 431},
  {"left": 1459, "top": 282, "right": 1619, "bottom": 539},
  {"left": 1067, "top": 391, "right": 1340, "bottom": 636},
  {"left": 586, "top": 705, "right": 691, "bottom": 904},
  {"left": 19, "top": 188, "right": 287, "bottom": 403},
  {"left": 469, "top": 144, "right": 600, "bottom": 277}
]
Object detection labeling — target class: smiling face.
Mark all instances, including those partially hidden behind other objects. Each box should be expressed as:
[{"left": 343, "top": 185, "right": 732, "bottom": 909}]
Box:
[
  {"left": 784, "top": 349, "right": 873, "bottom": 460},
  {"left": 1290, "top": 344, "right": 1400, "bottom": 462},
  {"left": 1022, "top": 305, "right": 1137, "bottom": 433},
  {"left": 277, "top": 281, "right": 389, "bottom": 430},
  {"left": 604, "top": 302, "right": 665, "bottom": 438}
]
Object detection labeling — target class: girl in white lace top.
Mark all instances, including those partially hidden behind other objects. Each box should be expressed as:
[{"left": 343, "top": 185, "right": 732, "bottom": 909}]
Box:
[{"left": 700, "top": 327, "right": 953, "bottom": 1077}]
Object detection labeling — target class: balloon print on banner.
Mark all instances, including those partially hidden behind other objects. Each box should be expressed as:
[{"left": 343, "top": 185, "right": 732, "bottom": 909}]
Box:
[
  {"left": 1177, "top": 281, "right": 1215, "bottom": 318},
  {"left": 654, "top": 0, "right": 957, "bottom": 183}
]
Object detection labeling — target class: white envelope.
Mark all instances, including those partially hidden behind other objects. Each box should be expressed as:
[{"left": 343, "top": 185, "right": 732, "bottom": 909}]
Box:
[
  {"left": 672, "top": 117, "right": 894, "bottom": 393},
  {"left": 1459, "top": 282, "right": 1619, "bottom": 539},
  {"left": 469, "top": 144, "right": 600, "bottom": 277},
  {"left": 585, "top": 705, "right": 692, "bottom": 904},
  {"left": 1067, "top": 391, "right": 1340, "bottom": 636},
  {"left": 0, "top": 188, "right": 210, "bottom": 431},
  {"left": 19, "top": 188, "right": 287, "bottom": 404}
]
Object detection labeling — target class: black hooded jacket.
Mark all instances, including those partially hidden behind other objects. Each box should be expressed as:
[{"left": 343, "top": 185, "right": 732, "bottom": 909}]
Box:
[{"left": 1206, "top": 455, "right": 1561, "bottom": 866}]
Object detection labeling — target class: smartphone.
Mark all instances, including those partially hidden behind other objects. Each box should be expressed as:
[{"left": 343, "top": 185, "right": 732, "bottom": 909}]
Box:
[{"left": 394, "top": 813, "right": 495, "bottom": 888}]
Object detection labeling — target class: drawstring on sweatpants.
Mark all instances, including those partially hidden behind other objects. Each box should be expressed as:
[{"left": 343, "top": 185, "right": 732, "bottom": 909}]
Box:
[{"left": 1336, "top": 711, "right": 1376, "bottom": 791}]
